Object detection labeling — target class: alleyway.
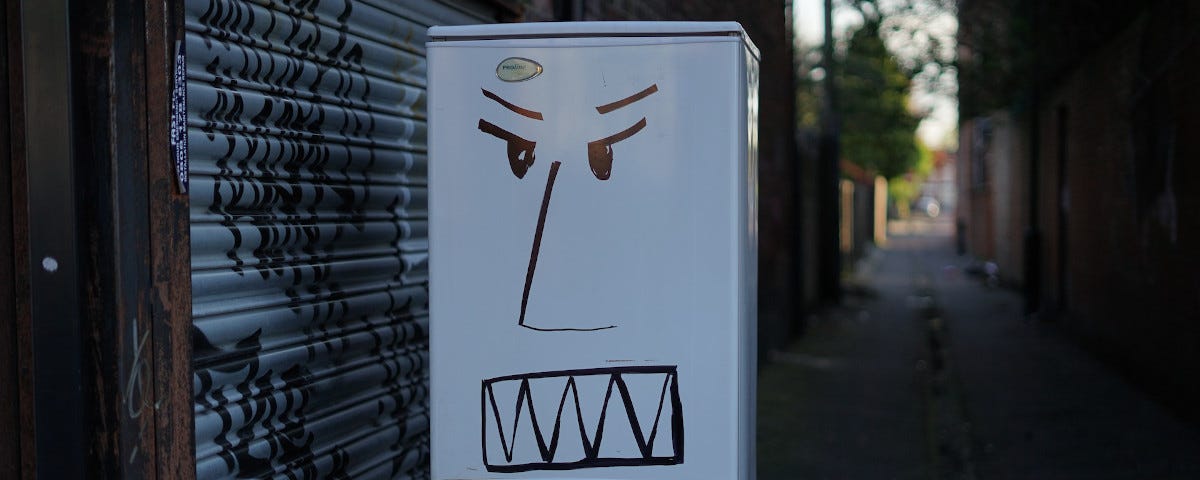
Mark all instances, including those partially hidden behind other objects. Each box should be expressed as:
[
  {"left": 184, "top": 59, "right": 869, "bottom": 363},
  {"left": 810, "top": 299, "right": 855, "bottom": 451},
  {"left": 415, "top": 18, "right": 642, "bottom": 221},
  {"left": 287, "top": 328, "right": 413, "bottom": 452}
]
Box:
[{"left": 757, "top": 218, "right": 1200, "bottom": 480}]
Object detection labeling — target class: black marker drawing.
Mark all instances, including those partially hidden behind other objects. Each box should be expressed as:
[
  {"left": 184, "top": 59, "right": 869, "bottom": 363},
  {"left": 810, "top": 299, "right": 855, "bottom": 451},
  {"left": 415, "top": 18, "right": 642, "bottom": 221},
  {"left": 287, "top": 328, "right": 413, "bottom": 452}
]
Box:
[
  {"left": 481, "top": 366, "right": 683, "bottom": 472},
  {"left": 595, "top": 84, "right": 658, "bottom": 114},
  {"left": 478, "top": 118, "right": 538, "bottom": 179},
  {"left": 477, "top": 85, "right": 658, "bottom": 332},
  {"left": 484, "top": 88, "right": 545, "bottom": 120},
  {"left": 187, "top": 4, "right": 435, "bottom": 477},
  {"left": 587, "top": 118, "right": 647, "bottom": 181},
  {"left": 520, "top": 159, "right": 562, "bottom": 332}
]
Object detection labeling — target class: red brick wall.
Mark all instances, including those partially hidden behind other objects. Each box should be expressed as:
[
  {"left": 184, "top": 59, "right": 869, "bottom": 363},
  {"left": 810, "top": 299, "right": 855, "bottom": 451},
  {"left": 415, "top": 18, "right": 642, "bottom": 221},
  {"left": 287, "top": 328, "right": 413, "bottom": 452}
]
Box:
[{"left": 1036, "top": 1, "right": 1200, "bottom": 415}]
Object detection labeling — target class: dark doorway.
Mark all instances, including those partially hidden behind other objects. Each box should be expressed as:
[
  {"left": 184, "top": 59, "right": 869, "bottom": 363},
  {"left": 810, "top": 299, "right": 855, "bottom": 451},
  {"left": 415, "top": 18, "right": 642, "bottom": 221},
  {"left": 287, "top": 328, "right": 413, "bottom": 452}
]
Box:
[{"left": 1055, "top": 105, "right": 1069, "bottom": 313}]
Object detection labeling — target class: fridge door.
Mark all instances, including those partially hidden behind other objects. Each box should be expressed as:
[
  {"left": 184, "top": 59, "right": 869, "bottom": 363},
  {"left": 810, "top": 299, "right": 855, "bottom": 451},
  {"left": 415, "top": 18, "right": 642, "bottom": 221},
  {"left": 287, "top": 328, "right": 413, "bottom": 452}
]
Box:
[{"left": 428, "top": 25, "right": 755, "bottom": 480}]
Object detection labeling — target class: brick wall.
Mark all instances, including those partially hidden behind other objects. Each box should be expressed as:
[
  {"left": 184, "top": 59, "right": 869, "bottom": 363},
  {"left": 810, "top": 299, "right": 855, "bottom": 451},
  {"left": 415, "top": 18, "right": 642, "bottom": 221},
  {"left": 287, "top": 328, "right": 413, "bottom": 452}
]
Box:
[
  {"left": 1035, "top": 1, "right": 1200, "bottom": 417},
  {"left": 960, "top": 0, "right": 1200, "bottom": 420}
]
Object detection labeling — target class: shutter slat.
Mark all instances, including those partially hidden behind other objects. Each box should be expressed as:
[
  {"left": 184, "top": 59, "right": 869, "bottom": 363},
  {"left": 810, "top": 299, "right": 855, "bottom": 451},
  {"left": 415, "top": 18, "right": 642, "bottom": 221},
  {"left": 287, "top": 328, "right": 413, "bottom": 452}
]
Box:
[{"left": 187, "top": 0, "right": 484, "bottom": 477}]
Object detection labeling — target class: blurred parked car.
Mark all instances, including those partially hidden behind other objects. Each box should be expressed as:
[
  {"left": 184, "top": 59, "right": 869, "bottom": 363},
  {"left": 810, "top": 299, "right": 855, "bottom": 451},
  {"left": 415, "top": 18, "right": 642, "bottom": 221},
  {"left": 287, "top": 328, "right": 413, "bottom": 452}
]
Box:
[{"left": 913, "top": 195, "right": 941, "bottom": 218}]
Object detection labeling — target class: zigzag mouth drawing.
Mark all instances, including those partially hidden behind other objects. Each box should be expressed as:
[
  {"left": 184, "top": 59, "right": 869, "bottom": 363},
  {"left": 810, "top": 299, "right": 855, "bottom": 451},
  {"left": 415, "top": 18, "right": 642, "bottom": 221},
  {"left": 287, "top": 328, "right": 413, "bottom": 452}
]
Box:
[{"left": 481, "top": 366, "right": 684, "bottom": 472}]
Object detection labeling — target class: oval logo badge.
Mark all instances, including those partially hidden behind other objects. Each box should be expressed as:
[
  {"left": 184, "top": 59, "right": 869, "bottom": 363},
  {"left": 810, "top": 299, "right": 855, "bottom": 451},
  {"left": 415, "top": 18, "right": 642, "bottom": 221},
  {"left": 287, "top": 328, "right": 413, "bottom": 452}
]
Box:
[{"left": 496, "top": 57, "right": 542, "bottom": 82}]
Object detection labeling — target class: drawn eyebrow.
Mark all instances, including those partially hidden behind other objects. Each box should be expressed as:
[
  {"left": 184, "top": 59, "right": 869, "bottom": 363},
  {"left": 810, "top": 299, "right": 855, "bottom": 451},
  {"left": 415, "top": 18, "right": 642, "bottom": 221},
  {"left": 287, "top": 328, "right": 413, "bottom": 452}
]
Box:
[
  {"left": 595, "top": 84, "right": 659, "bottom": 114},
  {"left": 589, "top": 118, "right": 647, "bottom": 146},
  {"left": 482, "top": 89, "right": 543, "bottom": 120},
  {"left": 478, "top": 118, "right": 532, "bottom": 143}
]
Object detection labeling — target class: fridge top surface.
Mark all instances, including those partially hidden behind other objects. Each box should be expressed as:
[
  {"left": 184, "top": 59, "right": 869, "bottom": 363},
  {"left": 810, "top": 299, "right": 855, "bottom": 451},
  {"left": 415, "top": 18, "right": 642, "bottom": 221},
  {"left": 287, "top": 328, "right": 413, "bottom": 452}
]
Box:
[{"left": 429, "top": 21, "right": 758, "bottom": 58}]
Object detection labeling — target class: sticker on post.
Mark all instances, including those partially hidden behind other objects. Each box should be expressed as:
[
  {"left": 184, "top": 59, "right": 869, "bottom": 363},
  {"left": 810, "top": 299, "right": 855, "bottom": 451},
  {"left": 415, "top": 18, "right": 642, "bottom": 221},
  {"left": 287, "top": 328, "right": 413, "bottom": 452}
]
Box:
[{"left": 169, "top": 39, "right": 188, "bottom": 194}]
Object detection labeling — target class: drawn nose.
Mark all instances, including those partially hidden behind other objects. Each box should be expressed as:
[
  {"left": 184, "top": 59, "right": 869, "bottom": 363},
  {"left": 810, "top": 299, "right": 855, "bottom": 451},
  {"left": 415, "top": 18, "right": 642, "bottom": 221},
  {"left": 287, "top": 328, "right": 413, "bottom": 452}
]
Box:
[{"left": 587, "top": 143, "right": 613, "bottom": 180}]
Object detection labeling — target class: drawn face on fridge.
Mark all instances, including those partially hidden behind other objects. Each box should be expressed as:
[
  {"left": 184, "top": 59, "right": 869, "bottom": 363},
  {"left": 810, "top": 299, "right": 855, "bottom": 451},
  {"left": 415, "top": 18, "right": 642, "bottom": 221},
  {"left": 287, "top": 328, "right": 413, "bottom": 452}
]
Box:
[{"left": 428, "top": 23, "right": 757, "bottom": 480}]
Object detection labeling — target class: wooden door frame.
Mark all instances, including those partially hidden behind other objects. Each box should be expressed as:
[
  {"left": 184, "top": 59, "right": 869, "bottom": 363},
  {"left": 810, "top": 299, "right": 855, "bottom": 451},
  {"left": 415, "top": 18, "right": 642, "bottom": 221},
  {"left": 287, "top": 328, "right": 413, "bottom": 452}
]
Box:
[{"left": 3, "top": 0, "right": 193, "bottom": 478}]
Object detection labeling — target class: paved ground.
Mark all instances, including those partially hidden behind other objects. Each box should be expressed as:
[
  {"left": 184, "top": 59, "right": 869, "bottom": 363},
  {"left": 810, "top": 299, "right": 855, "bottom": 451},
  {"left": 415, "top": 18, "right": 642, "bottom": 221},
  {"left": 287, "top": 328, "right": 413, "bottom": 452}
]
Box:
[{"left": 757, "top": 219, "right": 1200, "bottom": 480}]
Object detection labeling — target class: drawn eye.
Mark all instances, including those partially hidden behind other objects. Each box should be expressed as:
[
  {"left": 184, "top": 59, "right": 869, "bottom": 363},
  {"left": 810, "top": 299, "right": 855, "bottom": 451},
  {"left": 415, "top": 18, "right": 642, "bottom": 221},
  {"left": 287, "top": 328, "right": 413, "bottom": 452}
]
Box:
[
  {"left": 478, "top": 119, "right": 536, "bottom": 179},
  {"left": 586, "top": 118, "right": 647, "bottom": 181}
]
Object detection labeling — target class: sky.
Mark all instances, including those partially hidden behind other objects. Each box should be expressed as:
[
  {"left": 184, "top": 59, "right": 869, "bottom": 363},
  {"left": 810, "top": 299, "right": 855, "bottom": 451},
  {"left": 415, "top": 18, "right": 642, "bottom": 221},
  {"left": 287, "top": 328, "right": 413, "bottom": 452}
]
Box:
[{"left": 793, "top": 0, "right": 959, "bottom": 151}]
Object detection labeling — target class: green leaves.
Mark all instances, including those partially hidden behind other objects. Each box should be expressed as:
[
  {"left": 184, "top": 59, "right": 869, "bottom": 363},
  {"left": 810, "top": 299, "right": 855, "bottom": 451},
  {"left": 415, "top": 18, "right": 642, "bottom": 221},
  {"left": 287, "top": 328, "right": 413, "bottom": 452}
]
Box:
[{"left": 837, "top": 18, "right": 921, "bottom": 179}]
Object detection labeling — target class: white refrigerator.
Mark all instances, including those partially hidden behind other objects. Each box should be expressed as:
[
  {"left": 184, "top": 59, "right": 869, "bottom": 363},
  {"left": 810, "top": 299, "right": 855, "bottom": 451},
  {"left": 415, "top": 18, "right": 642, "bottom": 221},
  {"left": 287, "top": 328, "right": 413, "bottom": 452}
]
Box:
[{"left": 427, "top": 22, "right": 758, "bottom": 480}]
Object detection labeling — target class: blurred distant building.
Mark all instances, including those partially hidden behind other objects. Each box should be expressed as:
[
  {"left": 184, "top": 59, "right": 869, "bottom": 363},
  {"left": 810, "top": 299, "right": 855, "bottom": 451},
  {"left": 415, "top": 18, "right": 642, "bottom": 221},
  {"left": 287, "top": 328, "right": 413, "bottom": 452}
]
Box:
[{"left": 923, "top": 151, "right": 956, "bottom": 215}]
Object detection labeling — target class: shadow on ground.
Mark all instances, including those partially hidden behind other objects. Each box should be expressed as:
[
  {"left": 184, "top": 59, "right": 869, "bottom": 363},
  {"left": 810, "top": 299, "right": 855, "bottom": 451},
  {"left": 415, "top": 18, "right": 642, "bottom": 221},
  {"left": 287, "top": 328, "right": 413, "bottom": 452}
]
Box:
[{"left": 757, "top": 218, "right": 1200, "bottom": 480}]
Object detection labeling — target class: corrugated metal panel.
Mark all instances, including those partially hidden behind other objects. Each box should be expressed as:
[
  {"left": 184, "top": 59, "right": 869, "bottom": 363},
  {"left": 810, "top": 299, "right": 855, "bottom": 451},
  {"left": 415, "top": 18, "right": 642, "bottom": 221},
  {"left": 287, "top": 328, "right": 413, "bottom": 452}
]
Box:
[{"left": 186, "top": 1, "right": 491, "bottom": 478}]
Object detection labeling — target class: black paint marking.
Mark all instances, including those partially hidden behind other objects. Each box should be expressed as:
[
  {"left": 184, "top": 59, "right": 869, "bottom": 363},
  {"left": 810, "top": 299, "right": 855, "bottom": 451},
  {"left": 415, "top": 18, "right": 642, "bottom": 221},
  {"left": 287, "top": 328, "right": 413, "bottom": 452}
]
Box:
[
  {"left": 482, "top": 89, "right": 544, "bottom": 120},
  {"left": 477, "top": 119, "right": 536, "bottom": 179},
  {"left": 515, "top": 162, "right": 615, "bottom": 332},
  {"left": 188, "top": 1, "right": 433, "bottom": 477},
  {"left": 521, "top": 324, "right": 616, "bottom": 332},
  {"left": 477, "top": 89, "right": 659, "bottom": 330},
  {"left": 595, "top": 83, "right": 658, "bottom": 114},
  {"left": 481, "top": 366, "right": 684, "bottom": 472},
  {"left": 518, "top": 161, "right": 559, "bottom": 329},
  {"left": 587, "top": 118, "right": 647, "bottom": 181}
]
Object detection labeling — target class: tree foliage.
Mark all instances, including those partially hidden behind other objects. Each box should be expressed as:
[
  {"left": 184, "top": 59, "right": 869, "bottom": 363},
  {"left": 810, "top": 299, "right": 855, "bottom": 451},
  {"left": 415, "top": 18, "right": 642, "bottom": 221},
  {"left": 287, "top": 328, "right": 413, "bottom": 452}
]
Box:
[
  {"left": 838, "top": 0, "right": 956, "bottom": 77},
  {"left": 888, "top": 139, "right": 933, "bottom": 218},
  {"left": 837, "top": 18, "right": 920, "bottom": 179},
  {"left": 794, "top": 41, "right": 822, "bottom": 129}
]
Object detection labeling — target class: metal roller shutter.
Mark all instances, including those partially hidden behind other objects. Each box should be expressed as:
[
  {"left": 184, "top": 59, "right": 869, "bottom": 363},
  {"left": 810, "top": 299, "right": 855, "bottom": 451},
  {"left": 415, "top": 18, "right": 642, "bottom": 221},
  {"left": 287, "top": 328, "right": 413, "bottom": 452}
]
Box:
[{"left": 185, "top": 1, "right": 494, "bottom": 478}]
